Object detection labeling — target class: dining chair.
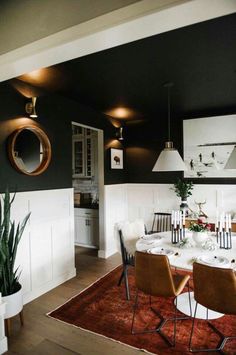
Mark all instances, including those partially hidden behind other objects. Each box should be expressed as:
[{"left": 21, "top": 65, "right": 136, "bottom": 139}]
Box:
[
  {"left": 150, "top": 212, "right": 171, "bottom": 234},
  {"left": 118, "top": 220, "right": 146, "bottom": 300},
  {"left": 189, "top": 262, "right": 236, "bottom": 353},
  {"left": 117, "top": 229, "right": 135, "bottom": 300},
  {"left": 131, "top": 251, "right": 191, "bottom": 346}
]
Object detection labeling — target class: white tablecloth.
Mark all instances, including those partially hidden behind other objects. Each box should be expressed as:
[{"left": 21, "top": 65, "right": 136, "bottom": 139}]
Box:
[{"left": 136, "top": 231, "right": 236, "bottom": 271}]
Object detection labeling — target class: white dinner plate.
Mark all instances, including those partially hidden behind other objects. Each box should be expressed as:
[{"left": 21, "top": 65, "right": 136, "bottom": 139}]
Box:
[
  {"left": 197, "top": 255, "right": 230, "bottom": 268},
  {"left": 138, "top": 239, "right": 162, "bottom": 246},
  {"left": 141, "top": 234, "right": 163, "bottom": 241},
  {"left": 148, "top": 247, "right": 175, "bottom": 257}
]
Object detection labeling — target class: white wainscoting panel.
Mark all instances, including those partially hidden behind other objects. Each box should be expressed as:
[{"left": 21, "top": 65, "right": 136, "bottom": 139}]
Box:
[
  {"left": 12, "top": 188, "right": 76, "bottom": 304},
  {"left": 101, "top": 184, "right": 127, "bottom": 258},
  {"left": 103, "top": 183, "right": 236, "bottom": 256},
  {"left": 126, "top": 184, "right": 236, "bottom": 228}
]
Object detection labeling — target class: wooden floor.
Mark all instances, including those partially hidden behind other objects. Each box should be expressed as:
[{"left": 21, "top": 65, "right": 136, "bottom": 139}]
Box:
[{"left": 6, "top": 247, "right": 143, "bottom": 355}]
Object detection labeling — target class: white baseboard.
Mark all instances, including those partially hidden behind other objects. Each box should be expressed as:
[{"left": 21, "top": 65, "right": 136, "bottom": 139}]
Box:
[
  {"left": 75, "top": 243, "right": 98, "bottom": 249},
  {"left": 98, "top": 248, "right": 117, "bottom": 259},
  {"left": 23, "top": 268, "right": 76, "bottom": 305}
]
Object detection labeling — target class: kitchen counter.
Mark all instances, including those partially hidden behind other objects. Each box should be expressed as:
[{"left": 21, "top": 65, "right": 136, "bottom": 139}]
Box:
[{"left": 74, "top": 203, "right": 99, "bottom": 210}]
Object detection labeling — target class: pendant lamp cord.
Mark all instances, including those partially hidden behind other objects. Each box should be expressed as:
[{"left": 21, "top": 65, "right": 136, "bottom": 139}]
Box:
[{"left": 167, "top": 85, "right": 171, "bottom": 142}]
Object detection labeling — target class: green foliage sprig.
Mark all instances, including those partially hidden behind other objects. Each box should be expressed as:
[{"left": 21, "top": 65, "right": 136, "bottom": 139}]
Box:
[
  {"left": 171, "top": 179, "right": 194, "bottom": 199},
  {"left": 0, "top": 190, "right": 30, "bottom": 296},
  {"left": 189, "top": 219, "right": 211, "bottom": 232}
]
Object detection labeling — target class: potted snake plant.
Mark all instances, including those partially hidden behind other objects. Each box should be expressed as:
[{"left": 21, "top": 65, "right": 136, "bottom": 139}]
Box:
[{"left": 0, "top": 190, "right": 30, "bottom": 319}]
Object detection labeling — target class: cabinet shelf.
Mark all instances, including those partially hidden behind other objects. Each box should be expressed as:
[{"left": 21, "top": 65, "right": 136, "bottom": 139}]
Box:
[{"left": 72, "top": 128, "right": 96, "bottom": 178}]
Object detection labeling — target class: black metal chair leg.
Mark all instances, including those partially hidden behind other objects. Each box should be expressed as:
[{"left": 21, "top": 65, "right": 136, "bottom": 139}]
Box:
[
  {"left": 189, "top": 300, "right": 236, "bottom": 353},
  {"left": 124, "top": 266, "right": 130, "bottom": 300},
  {"left": 188, "top": 281, "right": 192, "bottom": 317},
  {"left": 189, "top": 302, "right": 198, "bottom": 352},
  {"left": 173, "top": 296, "right": 177, "bottom": 346},
  {"left": 118, "top": 270, "right": 124, "bottom": 286}
]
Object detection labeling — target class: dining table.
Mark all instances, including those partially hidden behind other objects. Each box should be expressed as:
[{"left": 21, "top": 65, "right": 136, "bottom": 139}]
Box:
[{"left": 136, "top": 230, "right": 236, "bottom": 320}]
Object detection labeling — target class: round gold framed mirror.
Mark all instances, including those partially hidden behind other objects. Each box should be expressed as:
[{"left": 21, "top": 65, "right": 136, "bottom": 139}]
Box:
[{"left": 8, "top": 124, "right": 52, "bottom": 176}]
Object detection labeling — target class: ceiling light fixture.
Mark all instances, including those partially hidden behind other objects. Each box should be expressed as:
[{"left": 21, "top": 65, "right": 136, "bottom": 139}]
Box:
[
  {"left": 224, "top": 146, "right": 236, "bottom": 169},
  {"left": 152, "top": 82, "right": 186, "bottom": 172},
  {"left": 25, "top": 97, "right": 38, "bottom": 118},
  {"left": 116, "top": 126, "right": 124, "bottom": 141}
]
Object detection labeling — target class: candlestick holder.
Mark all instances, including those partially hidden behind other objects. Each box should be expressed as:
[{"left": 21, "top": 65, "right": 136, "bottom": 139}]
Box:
[
  {"left": 171, "top": 224, "right": 185, "bottom": 244},
  {"left": 216, "top": 227, "right": 232, "bottom": 249}
]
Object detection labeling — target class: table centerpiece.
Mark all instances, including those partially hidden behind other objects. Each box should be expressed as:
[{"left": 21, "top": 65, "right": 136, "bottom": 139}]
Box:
[{"left": 189, "top": 218, "right": 211, "bottom": 246}]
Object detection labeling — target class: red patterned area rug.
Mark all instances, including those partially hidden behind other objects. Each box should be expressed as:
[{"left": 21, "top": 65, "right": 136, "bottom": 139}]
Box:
[{"left": 48, "top": 266, "right": 235, "bottom": 355}]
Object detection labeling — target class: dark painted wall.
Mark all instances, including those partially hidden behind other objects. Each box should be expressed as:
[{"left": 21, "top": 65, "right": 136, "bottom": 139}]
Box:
[
  {"left": 1, "top": 81, "right": 235, "bottom": 192},
  {"left": 126, "top": 108, "right": 236, "bottom": 185},
  {"left": 0, "top": 82, "right": 127, "bottom": 193}
]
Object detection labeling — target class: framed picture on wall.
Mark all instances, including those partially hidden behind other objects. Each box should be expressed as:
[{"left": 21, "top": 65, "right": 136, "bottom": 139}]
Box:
[
  {"left": 110, "top": 148, "right": 124, "bottom": 169},
  {"left": 183, "top": 114, "right": 236, "bottom": 178}
]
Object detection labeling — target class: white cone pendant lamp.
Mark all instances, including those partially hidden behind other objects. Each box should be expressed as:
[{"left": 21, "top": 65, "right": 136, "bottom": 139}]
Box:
[{"left": 152, "top": 82, "right": 186, "bottom": 172}]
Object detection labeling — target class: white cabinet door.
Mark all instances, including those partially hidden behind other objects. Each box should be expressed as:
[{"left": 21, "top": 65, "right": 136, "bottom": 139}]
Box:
[
  {"left": 88, "top": 217, "right": 99, "bottom": 247},
  {"left": 74, "top": 208, "right": 99, "bottom": 247},
  {"left": 75, "top": 216, "right": 88, "bottom": 245}
]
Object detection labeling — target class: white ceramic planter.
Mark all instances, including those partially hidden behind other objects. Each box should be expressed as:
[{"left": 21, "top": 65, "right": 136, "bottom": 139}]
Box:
[
  {"left": 2, "top": 286, "right": 23, "bottom": 319},
  {"left": 192, "top": 231, "right": 208, "bottom": 246}
]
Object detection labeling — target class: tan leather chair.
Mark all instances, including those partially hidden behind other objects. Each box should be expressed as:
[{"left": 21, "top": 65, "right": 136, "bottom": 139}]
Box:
[
  {"left": 189, "top": 262, "right": 236, "bottom": 352},
  {"left": 131, "top": 251, "right": 191, "bottom": 346}
]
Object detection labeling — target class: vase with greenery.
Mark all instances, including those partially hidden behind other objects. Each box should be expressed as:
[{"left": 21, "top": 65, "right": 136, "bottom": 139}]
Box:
[
  {"left": 0, "top": 190, "right": 30, "bottom": 318},
  {"left": 171, "top": 179, "right": 194, "bottom": 214}
]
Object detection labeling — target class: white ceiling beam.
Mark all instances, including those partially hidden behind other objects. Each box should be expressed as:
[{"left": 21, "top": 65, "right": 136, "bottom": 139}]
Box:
[{"left": 0, "top": 0, "right": 235, "bottom": 82}]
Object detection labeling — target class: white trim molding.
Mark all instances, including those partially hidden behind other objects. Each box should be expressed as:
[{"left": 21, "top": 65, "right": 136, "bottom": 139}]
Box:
[{"left": 0, "top": 0, "right": 236, "bottom": 81}]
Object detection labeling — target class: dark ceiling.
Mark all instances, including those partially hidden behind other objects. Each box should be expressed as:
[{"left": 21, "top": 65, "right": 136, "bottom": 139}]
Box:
[{"left": 17, "top": 13, "right": 236, "bottom": 124}]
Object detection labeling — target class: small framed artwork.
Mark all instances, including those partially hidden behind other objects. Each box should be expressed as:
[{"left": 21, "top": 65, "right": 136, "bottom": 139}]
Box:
[{"left": 110, "top": 148, "right": 124, "bottom": 169}]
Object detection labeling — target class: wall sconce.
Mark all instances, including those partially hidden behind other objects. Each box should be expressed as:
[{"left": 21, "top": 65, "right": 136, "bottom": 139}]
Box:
[
  {"left": 116, "top": 126, "right": 124, "bottom": 141},
  {"left": 25, "top": 97, "right": 38, "bottom": 118}
]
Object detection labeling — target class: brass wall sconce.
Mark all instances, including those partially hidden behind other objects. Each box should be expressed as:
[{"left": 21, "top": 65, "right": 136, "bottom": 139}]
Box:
[
  {"left": 116, "top": 126, "right": 124, "bottom": 141},
  {"left": 25, "top": 97, "right": 38, "bottom": 118}
]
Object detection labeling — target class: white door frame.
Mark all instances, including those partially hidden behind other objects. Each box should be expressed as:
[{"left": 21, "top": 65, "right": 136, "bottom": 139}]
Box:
[{"left": 72, "top": 121, "right": 105, "bottom": 258}]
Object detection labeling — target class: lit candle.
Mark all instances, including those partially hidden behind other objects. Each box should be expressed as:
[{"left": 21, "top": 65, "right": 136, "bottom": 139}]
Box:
[
  {"left": 178, "top": 210, "right": 181, "bottom": 227},
  {"left": 174, "top": 211, "right": 177, "bottom": 228},
  {"left": 219, "top": 214, "right": 223, "bottom": 232},
  {"left": 216, "top": 210, "right": 219, "bottom": 230},
  {"left": 171, "top": 210, "right": 174, "bottom": 225},
  {"left": 225, "top": 214, "right": 229, "bottom": 233},
  {"left": 229, "top": 214, "right": 232, "bottom": 229}
]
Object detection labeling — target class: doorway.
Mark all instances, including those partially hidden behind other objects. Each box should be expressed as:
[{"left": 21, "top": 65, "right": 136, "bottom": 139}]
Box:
[{"left": 72, "top": 121, "right": 104, "bottom": 256}]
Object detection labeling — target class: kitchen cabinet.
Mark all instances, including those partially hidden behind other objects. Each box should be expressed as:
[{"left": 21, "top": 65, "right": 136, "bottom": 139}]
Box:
[
  {"left": 74, "top": 208, "right": 99, "bottom": 248},
  {"left": 72, "top": 128, "right": 96, "bottom": 178}
]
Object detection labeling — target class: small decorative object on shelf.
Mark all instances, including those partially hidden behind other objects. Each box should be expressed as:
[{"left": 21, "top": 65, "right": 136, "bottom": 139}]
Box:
[
  {"left": 216, "top": 213, "right": 232, "bottom": 249},
  {"left": 189, "top": 219, "right": 211, "bottom": 246},
  {"left": 171, "top": 179, "right": 194, "bottom": 216},
  {"left": 171, "top": 210, "right": 185, "bottom": 244}
]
